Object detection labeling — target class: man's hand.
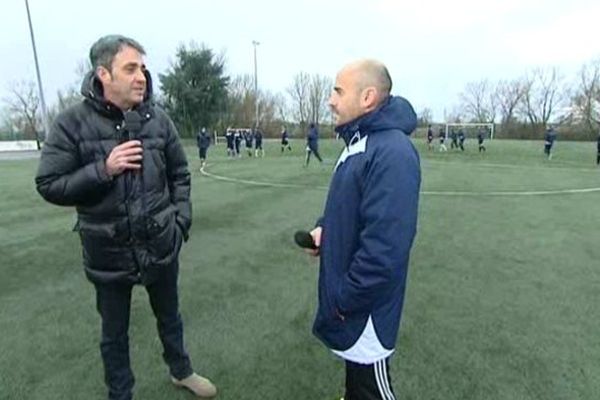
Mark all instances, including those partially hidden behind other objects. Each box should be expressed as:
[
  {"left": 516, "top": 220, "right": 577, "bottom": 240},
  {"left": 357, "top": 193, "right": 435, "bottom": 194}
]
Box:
[
  {"left": 305, "top": 226, "right": 322, "bottom": 257},
  {"left": 105, "top": 140, "right": 143, "bottom": 177}
]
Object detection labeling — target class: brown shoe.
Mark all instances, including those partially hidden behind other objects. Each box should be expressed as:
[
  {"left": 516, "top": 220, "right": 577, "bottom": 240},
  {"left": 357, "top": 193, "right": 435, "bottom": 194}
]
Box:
[{"left": 171, "top": 373, "right": 217, "bottom": 398}]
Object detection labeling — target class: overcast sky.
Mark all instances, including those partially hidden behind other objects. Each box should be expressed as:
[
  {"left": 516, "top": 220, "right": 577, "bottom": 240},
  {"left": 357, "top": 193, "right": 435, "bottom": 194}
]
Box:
[{"left": 2, "top": 0, "right": 599, "bottom": 121}]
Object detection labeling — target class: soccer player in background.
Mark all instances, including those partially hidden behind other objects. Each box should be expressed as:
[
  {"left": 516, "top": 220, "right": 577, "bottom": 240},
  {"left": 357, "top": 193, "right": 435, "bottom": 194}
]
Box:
[
  {"left": 477, "top": 128, "right": 487, "bottom": 152},
  {"left": 225, "top": 128, "right": 235, "bottom": 157},
  {"left": 281, "top": 126, "right": 292, "bottom": 152},
  {"left": 426, "top": 124, "right": 434, "bottom": 150},
  {"left": 305, "top": 122, "right": 323, "bottom": 166},
  {"left": 450, "top": 128, "right": 458, "bottom": 149},
  {"left": 544, "top": 125, "right": 557, "bottom": 160},
  {"left": 244, "top": 129, "right": 254, "bottom": 157},
  {"left": 438, "top": 128, "right": 448, "bottom": 152},
  {"left": 458, "top": 128, "right": 465, "bottom": 151},
  {"left": 234, "top": 129, "right": 243, "bottom": 158},
  {"left": 254, "top": 128, "right": 264, "bottom": 157},
  {"left": 196, "top": 127, "right": 211, "bottom": 168}
]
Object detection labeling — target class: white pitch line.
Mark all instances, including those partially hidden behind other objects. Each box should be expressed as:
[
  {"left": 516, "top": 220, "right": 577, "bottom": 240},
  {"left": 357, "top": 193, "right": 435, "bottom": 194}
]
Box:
[
  {"left": 200, "top": 165, "right": 328, "bottom": 190},
  {"left": 422, "top": 187, "right": 600, "bottom": 196},
  {"left": 199, "top": 165, "right": 600, "bottom": 197},
  {"left": 424, "top": 159, "right": 598, "bottom": 173}
]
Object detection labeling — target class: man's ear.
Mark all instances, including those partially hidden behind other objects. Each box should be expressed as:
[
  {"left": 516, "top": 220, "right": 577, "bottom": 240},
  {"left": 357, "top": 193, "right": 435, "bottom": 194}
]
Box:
[
  {"left": 96, "top": 66, "right": 111, "bottom": 84},
  {"left": 361, "top": 87, "right": 379, "bottom": 110}
]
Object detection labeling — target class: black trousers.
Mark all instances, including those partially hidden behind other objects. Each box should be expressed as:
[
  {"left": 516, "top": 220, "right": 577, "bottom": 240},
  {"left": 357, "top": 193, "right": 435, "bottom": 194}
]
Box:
[
  {"left": 345, "top": 357, "right": 396, "bottom": 400},
  {"left": 305, "top": 148, "right": 323, "bottom": 165},
  {"left": 198, "top": 147, "right": 207, "bottom": 160},
  {"left": 94, "top": 261, "right": 193, "bottom": 400}
]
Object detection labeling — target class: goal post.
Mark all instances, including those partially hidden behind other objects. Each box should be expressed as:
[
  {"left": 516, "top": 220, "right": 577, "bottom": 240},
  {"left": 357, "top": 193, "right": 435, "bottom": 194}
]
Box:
[{"left": 444, "top": 123, "right": 495, "bottom": 140}]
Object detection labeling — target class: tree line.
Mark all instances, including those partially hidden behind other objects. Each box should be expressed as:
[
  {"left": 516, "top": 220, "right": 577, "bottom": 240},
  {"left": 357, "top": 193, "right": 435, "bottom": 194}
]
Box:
[
  {"left": 1, "top": 42, "right": 332, "bottom": 141},
  {"left": 4, "top": 42, "right": 597, "bottom": 142},
  {"left": 417, "top": 58, "right": 600, "bottom": 140}
]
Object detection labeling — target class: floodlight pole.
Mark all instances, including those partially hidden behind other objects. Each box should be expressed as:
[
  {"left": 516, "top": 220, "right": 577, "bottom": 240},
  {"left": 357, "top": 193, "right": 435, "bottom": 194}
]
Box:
[
  {"left": 252, "top": 40, "right": 260, "bottom": 131},
  {"left": 24, "top": 0, "right": 50, "bottom": 148}
]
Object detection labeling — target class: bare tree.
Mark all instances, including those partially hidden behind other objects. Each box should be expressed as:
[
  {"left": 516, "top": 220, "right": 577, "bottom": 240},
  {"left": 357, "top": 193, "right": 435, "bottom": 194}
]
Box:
[
  {"left": 224, "top": 74, "right": 286, "bottom": 135},
  {"left": 459, "top": 79, "right": 497, "bottom": 123},
  {"left": 417, "top": 107, "right": 433, "bottom": 126},
  {"left": 571, "top": 58, "right": 600, "bottom": 134},
  {"left": 257, "top": 91, "right": 286, "bottom": 134},
  {"left": 519, "top": 67, "right": 565, "bottom": 132},
  {"left": 226, "top": 74, "right": 255, "bottom": 127},
  {"left": 0, "top": 106, "right": 18, "bottom": 139},
  {"left": 273, "top": 93, "right": 288, "bottom": 124},
  {"left": 496, "top": 78, "right": 527, "bottom": 125},
  {"left": 3, "top": 80, "right": 40, "bottom": 141},
  {"left": 287, "top": 72, "right": 311, "bottom": 129},
  {"left": 308, "top": 74, "right": 332, "bottom": 126},
  {"left": 444, "top": 106, "right": 464, "bottom": 124}
]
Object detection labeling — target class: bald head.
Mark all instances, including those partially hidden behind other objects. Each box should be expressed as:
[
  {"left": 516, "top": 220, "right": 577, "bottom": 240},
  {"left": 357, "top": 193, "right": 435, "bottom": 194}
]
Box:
[
  {"left": 341, "top": 59, "right": 392, "bottom": 99},
  {"left": 329, "top": 59, "right": 393, "bottom": 126}
]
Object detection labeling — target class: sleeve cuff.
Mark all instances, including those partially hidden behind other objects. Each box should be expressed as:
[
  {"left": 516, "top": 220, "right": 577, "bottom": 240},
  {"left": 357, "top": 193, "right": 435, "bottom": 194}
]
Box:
[{"left": 95, "top": 160, "right": 113, "bottom": 183}]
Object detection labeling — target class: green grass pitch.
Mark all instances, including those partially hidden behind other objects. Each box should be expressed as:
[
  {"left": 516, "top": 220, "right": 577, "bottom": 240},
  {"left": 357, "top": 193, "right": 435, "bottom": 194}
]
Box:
[{"left": 1, "top": 137, "right": 599, "bottom": 399}]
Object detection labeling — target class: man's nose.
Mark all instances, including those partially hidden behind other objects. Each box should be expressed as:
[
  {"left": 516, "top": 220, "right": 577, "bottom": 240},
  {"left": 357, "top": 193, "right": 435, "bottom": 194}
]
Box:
[{"left": 135, "top": 69, "right": 146, "bottom": 83}]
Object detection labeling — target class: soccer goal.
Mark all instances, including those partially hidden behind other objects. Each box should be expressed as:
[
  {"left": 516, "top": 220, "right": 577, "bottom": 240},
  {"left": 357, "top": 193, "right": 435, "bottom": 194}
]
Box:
[
  {"left": 444, "top": 123, "right": 495, "bottom": 140},
  {"left": 214, "top": 128, "right": 253, "bottom": 145}
]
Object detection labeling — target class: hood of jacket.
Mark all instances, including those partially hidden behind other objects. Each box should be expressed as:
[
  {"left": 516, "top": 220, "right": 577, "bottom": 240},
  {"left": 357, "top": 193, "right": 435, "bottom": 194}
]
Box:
[{"left": 335, "top": 96, "right": 417, "bottom": 146}]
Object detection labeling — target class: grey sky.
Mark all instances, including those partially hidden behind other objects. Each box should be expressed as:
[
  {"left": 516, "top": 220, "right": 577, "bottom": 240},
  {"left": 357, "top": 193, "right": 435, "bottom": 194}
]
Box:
[{"left": 2, "top": 0, "right": 599, "bottom": 121}]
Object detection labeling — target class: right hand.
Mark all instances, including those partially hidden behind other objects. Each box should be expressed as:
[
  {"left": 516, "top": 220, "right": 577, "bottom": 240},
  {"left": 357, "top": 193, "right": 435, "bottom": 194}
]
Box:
[
  {"left": 105, "top": 140, "right": 143, "bottom": 177},
  {"left": 305, "top": 226, "right": 322, "bottom": 257}
]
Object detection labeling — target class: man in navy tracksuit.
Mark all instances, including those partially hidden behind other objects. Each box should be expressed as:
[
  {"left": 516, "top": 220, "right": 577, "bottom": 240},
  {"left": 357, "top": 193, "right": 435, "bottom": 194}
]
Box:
[
  {"left": 234, "top": 129, "right": 243, "bottom": 158},
  {"left": 305, "top": 123, "right": 323, "bottom": 166},
  {"left": 225, "top": 128, "right": 235, "bottom": 157},
  {"left": 307, "top": 60, "right": 420, "bottom": 400},
  {"left": 450, "top": 128, "right": 458, "bottom": 149},
  {"left": 477, "top": 128, "right": 486, "bottom": 152},
  {"left": 544, "top": 125, "right": 557, "bottom": 160},
  {"left": 458, "top": 129, "right": 465, "bottom": 151},
  {"left": 196, "top": 127, "right": 211, "bottom": 168},
  {"left": 426, "top": 124, "right": 434, "bottom": 150},
  {"left": 244, "top": 129, "right": 254, "bottom": 157},
  {"left": 254, "top": 128, "right": 264, "bottom": 157}
]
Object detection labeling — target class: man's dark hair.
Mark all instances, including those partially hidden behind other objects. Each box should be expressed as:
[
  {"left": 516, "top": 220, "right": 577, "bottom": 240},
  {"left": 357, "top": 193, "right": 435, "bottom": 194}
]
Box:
[{"left": 89, "top": 35, "right": 146, "bottom": 70}]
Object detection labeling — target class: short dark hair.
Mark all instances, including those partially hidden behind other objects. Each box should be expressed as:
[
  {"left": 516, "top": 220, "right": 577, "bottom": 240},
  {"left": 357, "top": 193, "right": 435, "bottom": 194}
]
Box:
[{"left": 89, "top": 35, "right": 146, "bottom": 70}]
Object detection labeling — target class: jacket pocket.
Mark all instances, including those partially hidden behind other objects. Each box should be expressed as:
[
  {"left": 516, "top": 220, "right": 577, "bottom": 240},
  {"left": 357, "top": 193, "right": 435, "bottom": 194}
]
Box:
[
  {"left": 146, "top": 207, "right": 179, "bottom": 265},
  {"left": 77, "top": 218, "right": 118, "bottom": 238},
  {"left": 77, "top": 218, "right": 129, "bottom": 272}
]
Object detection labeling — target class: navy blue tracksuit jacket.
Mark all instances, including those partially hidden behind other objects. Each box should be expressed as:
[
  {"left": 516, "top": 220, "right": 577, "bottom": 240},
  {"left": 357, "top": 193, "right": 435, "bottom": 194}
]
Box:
[{"left": 313, "top": 96, "right": 421, "bottom": 352}]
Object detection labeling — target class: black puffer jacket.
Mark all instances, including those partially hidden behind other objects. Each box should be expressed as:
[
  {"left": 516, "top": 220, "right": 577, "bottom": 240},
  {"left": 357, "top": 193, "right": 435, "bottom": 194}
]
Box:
[{"left": 35, "top": 70, "right": 191, "bottom": 285}]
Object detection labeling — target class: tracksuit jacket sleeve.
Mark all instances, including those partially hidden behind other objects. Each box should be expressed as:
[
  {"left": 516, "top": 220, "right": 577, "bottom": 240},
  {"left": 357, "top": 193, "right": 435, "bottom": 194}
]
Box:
[
  {"left": 35, "top": 117, "right": 114, "bottom": 206},
  {"left": 165, "top": 118, "right": 192, "bottom": 238},
  {"left": 336, "top": 147, "right": 419, "bottom": 317}
]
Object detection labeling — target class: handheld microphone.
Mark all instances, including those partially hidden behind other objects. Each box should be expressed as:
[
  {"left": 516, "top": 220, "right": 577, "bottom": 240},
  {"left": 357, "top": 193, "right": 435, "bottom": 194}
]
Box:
[
  {"left": 123, "top": 111, "right": 144, "bottom": 170},
  {"left": 123, "top": 111, "right": 143, "bottom": 140},
  {"left": 294, "top": 230, "right": 318, "bottom": 250}
]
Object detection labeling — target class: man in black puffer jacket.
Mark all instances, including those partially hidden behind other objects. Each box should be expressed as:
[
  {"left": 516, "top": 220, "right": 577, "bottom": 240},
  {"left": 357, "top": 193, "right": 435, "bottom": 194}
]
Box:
[{"left": 35, "top": 35, "right": 216, "bottom": 400}]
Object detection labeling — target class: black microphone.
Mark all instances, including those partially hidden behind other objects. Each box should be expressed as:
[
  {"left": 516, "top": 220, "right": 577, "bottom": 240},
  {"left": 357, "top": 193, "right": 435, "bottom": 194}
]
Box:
[
  {"left": 123, "top": 111, "right": 144, "bottom": 171},
  {"left": 123, "top": 111, "right": 143, "bottom": 140},
  {"left": 294, "top": 230, "right": 318, "bottom": 250}
]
